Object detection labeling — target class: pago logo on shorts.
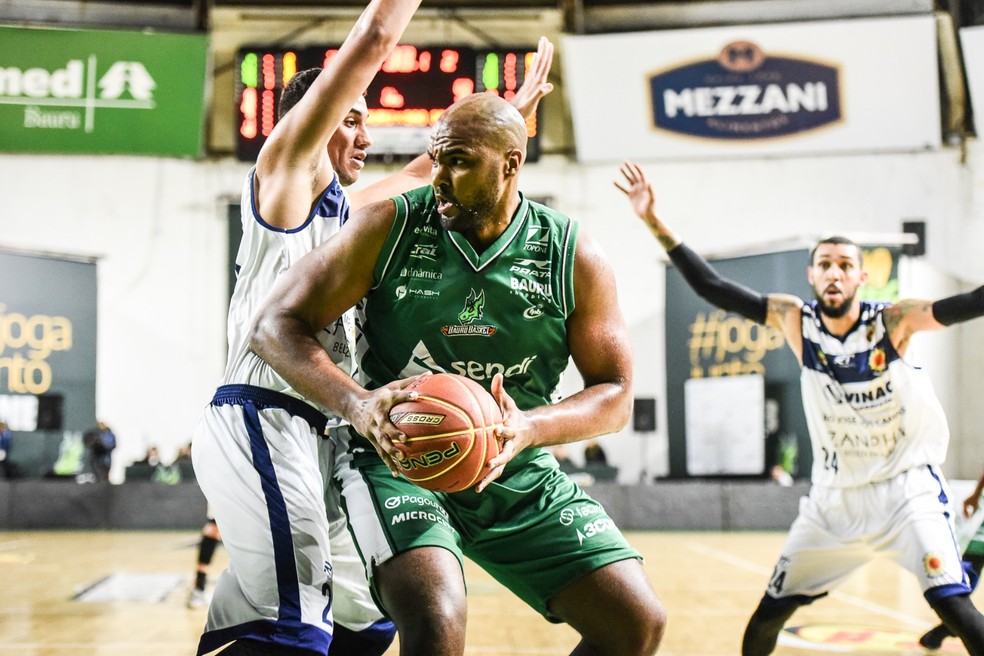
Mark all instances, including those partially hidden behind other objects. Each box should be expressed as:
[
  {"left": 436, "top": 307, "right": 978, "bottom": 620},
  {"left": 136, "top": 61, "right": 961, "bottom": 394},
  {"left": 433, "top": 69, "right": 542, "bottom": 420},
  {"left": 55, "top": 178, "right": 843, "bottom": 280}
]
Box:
[{"left": 650, "top": 41, "right": 841, "bottom": 140}]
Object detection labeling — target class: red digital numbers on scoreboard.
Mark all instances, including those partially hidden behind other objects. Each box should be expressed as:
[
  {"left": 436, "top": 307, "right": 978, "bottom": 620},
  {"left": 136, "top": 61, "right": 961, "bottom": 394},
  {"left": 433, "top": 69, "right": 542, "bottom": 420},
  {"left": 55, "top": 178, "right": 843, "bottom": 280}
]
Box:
[{"left": 235, "top": 45, "right": 540, "bottom": 162}]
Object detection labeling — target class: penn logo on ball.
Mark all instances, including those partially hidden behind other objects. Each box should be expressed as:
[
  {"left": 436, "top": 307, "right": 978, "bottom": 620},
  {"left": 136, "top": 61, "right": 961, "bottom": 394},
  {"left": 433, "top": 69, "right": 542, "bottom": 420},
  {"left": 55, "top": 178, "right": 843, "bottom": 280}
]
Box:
[{"left": 389, "top": 372, "right": 503, "bottom": 493}]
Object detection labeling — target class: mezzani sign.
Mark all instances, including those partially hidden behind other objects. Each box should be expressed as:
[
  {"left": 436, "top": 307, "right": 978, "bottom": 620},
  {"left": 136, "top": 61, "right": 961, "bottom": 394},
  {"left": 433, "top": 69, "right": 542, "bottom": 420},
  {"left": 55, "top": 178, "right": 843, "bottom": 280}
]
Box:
[
  {"left": 0, "top": 26, "right": 207, "bottom": 156},
  {"left": 650, "top": 41, "right": 841, "bottom": 140}
]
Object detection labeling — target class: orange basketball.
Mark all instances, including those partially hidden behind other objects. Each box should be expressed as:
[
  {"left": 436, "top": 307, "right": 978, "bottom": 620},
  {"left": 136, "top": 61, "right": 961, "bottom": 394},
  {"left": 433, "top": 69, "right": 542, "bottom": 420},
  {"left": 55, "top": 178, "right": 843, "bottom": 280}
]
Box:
[{"left": 389, "top": 372, "right": 503, "bottom": 493}]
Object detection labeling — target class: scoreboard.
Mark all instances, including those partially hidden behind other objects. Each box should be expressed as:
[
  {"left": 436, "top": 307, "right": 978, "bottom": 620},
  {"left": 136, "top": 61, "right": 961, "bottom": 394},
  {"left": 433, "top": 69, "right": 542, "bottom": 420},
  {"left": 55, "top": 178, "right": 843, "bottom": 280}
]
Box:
[{"left": 235, "top": 44, "right": 541, "bottom": 162}]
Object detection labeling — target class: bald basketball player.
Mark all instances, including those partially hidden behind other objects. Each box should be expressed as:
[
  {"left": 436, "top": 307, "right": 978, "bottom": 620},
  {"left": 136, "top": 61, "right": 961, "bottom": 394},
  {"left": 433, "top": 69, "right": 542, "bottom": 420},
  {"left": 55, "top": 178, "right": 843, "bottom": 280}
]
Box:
[{"left": 250, "top": 93, "right": 667, "bottom": 656}]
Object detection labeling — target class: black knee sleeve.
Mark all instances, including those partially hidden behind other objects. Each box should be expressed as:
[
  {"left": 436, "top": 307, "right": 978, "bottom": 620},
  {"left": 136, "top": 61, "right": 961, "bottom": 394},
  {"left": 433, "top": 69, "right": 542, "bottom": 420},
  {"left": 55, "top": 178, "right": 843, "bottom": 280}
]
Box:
[
  {"left": 198, "top": 535, "right": 219, "bottom": 565},
  {"left": 931, "top": 594, "right": 984, "bottom": 656},
  {"left": 742, "top": 594, "right": 823, "bottom": 656}
]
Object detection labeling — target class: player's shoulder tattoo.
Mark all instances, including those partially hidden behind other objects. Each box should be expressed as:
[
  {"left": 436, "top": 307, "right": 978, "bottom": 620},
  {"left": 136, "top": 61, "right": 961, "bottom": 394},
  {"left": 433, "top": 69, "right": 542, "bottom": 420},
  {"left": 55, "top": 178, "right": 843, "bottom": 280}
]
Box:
[
  {"left": 883, "top": 300, "right": 930, "bottom": 334},
  {"left": 767, "top": 294, "right": 802, "bottom": 321}
]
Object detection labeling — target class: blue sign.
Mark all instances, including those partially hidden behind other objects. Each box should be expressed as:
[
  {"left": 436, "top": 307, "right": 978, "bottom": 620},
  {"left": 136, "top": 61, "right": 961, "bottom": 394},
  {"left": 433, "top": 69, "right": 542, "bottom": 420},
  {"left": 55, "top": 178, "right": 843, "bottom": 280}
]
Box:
[{"left": 650, "top": 41, "right": 841, "bottom": 140}]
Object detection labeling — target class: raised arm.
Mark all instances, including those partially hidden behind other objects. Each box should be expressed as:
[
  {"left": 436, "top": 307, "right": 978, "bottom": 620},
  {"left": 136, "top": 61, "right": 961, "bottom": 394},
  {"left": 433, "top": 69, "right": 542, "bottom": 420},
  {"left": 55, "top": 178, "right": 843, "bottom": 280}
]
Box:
[
  {"left": 348, "top": 36, "right": 556, "bottom": 210},
  {"left": 255, "top": 0, "right": 422, "bottom": 229},
  {"left": 883, "top": 285, "right": 984, "bottom": 355},
  {"left": 614, "top": 161, "right": 806, "bottom": 359}
]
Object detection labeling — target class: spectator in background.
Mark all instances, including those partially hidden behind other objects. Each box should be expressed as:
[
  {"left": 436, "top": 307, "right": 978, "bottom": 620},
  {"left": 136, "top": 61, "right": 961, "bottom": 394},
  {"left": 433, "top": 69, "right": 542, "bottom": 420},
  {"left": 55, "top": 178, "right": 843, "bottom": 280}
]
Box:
[
  {"left": 583, "top": 439, "right": 609, "bottom": 466},
  {"left": 0, "top": 421, "right": 11, "bottom": 479},
  {"left": 83, "top": 420, "right": 116, "bottom": 482},
  {"left": 135, "top": 446, "right": 161, "bottom": 467},
  {"left": 174, "top": 442, "right": 192, "bottom": 464},
  {"left": 188, "top": 511, "right": 222, "bottom": 609}
]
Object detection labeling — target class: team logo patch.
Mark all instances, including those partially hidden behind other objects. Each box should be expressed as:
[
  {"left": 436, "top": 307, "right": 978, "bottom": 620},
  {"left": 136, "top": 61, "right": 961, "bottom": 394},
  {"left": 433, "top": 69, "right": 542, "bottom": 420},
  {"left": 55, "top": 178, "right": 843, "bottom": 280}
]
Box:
[
  {"left": 868, "top": 348, "right": 887, "bottom": 373},
  {"left": 443, "top": 288, "right": 497, "bottom": 337},
  {"left": 923, "top": 551, "right": 946, "bottom": 577}
]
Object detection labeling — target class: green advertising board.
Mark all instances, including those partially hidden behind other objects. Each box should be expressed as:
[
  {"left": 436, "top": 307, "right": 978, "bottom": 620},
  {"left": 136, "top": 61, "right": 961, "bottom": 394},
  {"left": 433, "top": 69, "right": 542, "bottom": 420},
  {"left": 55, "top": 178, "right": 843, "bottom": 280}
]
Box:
[{"left": 0, "top": 25, "right": 208, "bottom": 157}]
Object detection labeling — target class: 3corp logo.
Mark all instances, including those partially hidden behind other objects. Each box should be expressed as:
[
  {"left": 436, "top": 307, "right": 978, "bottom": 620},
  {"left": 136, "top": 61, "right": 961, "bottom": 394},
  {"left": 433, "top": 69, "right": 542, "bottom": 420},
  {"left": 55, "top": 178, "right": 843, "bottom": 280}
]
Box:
[
  {"left": 650, "top": 41, "right": 841, "bottom": 140},
  {"left": 2, "top": 58, "right": 156, "bottom": 132},
  {"left": 443, "top": 289, "right": 497, "bottom": 337}
]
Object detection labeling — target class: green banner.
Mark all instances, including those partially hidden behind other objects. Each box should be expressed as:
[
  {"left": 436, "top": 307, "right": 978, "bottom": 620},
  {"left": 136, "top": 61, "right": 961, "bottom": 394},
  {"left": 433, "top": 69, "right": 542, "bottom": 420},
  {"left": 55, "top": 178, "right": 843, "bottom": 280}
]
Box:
[{"left": 0, "top": 25, "right": 208, "bottom": 157}]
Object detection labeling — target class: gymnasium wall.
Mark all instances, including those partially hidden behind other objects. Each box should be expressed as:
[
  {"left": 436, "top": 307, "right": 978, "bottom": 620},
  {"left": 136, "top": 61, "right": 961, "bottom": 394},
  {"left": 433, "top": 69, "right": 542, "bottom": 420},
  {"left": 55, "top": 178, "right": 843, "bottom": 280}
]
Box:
[
  {"left": 0, "top": 477, "right": 806, "bottom": 531},
  {"left": 2, "top": 10, "right": 984, "bottom": 487},
  {"left": 1, "top": 143, "right": 982, "bottom": 485}
]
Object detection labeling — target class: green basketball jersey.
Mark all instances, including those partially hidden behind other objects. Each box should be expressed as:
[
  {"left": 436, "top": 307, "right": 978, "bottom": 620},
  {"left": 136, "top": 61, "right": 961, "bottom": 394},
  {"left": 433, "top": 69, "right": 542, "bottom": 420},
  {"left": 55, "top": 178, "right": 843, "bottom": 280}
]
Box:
[{"left": 357, "top": 185, "right": 578, "bottom": 416}]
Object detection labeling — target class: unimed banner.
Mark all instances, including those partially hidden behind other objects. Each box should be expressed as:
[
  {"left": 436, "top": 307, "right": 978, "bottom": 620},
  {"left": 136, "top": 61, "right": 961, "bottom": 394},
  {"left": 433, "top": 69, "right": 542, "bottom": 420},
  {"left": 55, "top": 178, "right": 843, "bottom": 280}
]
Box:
[{"left": 0, "top": 25, "right": 208, "bottom": 157}]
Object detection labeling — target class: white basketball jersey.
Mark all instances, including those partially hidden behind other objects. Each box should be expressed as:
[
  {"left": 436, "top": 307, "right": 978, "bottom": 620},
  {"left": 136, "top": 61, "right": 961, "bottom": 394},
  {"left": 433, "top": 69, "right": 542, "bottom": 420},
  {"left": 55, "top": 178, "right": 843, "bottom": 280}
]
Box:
[
  {"left": 221, "top": 167, "right": 356, "bottom": 417},
  {"left": 799, "top": 301, "right": 949, "bottom": 488}
]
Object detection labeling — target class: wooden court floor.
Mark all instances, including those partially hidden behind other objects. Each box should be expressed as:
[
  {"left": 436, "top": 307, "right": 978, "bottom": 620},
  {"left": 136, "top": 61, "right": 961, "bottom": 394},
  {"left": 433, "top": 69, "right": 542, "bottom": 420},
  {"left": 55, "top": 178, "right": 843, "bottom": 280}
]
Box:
[{"left": 0, "top": 529, "right": 972, "bottom": 655}]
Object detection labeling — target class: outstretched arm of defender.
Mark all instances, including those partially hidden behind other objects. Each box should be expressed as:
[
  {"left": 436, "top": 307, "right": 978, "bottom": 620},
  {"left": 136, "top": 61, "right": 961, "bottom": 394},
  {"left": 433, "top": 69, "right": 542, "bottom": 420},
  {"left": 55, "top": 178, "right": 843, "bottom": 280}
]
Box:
[
  {"left": 883, "top": 285, "right": 984, "bottom": 354},
  {"left": 615, "top": 161, "right": 771, "bottom": 322},
  {"left": 615, "top": 160, "right": 807, "bottom": 356}
]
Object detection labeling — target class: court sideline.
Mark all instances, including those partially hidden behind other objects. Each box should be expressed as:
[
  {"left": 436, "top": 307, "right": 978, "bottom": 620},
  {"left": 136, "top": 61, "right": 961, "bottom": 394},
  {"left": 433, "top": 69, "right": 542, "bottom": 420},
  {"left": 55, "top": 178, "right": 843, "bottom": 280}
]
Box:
[{"left": 0, "top": 529, "right": 969, "bottom": 655}]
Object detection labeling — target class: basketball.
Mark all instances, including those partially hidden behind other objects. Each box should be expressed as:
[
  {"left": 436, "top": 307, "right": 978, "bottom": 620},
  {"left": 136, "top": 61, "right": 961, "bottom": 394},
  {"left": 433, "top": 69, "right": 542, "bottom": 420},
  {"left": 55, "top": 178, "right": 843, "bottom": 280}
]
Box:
[{"left": 389, "top": 372, "right": 503, "bottom": 493}]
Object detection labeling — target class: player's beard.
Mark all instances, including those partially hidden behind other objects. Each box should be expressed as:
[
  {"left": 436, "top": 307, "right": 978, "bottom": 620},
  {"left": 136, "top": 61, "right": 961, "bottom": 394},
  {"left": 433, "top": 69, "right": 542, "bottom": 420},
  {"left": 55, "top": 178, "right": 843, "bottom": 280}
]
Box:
[
  {"left": 437, "top": 184, "right": 499, "bottom": 234},
  {"left": 814, "top": 287, "right": 855, "bottom": 319}
]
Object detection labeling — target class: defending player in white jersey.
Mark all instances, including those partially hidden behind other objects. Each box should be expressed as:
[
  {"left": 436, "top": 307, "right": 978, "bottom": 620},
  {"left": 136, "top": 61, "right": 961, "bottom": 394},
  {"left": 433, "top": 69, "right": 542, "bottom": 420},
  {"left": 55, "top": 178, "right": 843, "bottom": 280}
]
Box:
[
  {"left": 615, "top": 160, "right": 984, "bottom": 656},
  {"left": 191, "top": 4, "right": 422, "bottom": 655},
  {"left": 190, "top": 3, "right": 555, "bottom": 652}
]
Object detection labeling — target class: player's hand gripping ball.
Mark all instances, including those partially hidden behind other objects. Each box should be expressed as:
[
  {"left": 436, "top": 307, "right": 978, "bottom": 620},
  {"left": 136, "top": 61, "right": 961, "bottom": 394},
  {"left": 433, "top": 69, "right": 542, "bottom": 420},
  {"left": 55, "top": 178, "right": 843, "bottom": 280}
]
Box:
[{"left": 389, "top": 373, "right": 503, "bottom": 493}]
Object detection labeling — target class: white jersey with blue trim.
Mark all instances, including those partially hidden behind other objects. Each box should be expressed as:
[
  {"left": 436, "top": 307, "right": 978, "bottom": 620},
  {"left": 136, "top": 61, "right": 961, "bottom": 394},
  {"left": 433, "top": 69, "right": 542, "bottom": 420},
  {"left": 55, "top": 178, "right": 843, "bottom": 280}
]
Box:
[
  {"left": 800, "top": 300, "right": 949, "bottom": 488},
  {"left": 220, "top": 166, "right": 356, "bottom": 417}
]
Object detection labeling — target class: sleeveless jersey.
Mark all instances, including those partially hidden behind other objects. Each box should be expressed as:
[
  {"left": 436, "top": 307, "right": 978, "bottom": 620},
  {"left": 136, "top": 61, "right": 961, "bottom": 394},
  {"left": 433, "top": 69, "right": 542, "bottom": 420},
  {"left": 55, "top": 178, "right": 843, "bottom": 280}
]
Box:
[
  {"left": 355, "top": 186, "right": 577, "bottom": 454},
  {"left": 221, "top": 167, "right": 356, "bottom": 416},
  {"left": 799, "top": 300, "right": 949, "bottom": 488}
]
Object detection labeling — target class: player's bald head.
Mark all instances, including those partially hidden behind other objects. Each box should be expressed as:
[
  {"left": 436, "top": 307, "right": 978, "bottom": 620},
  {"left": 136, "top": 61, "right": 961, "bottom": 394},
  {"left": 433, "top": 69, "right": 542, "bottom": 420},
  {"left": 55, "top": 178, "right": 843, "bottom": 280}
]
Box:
[{"left": 433, "top": 93, "right": 528, "bottom": 159}]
